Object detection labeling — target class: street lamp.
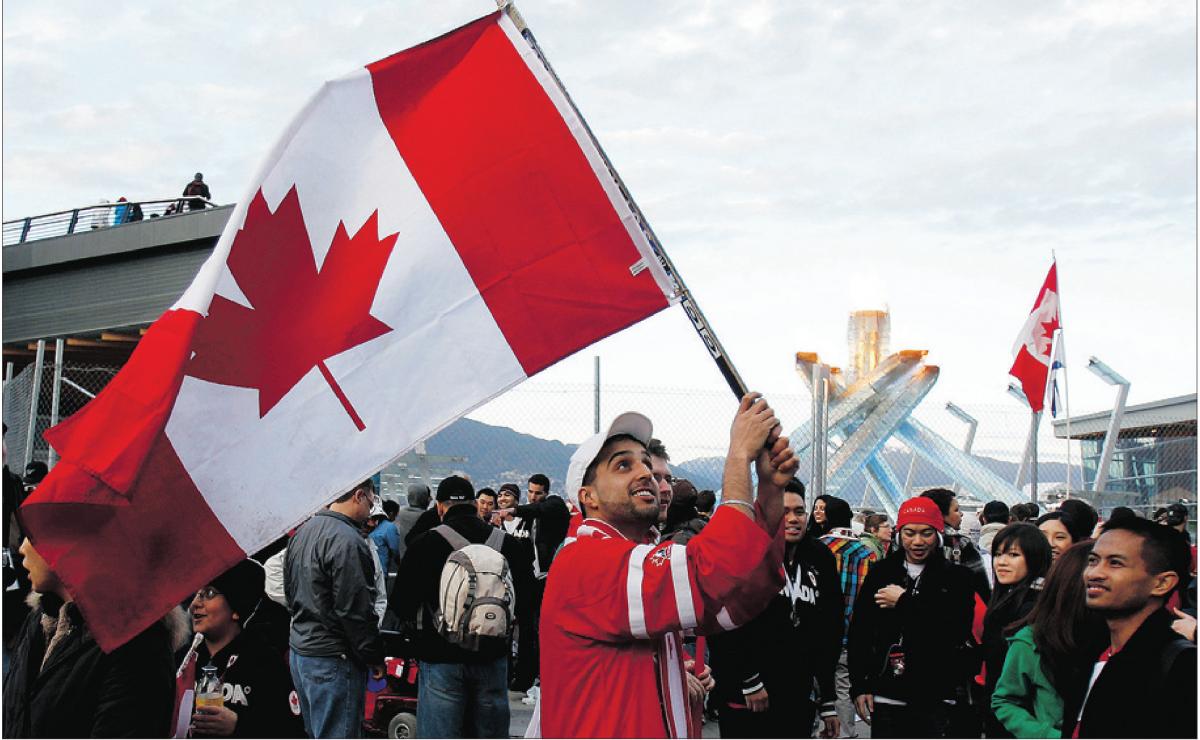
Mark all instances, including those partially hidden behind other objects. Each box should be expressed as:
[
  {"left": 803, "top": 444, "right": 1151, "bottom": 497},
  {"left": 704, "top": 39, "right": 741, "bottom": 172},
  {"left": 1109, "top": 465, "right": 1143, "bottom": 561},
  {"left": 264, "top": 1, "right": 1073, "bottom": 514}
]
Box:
[
  {"left": 945, "top": 402, "right": 979, "bottom": 454},
  {"left": 944, "top": 402, "right": 979, "bottom": 495},
  {"left": 1086, "top": 356, "right": 1131, "bottom": 493},
  {"left": 1006, "top": 383, "right": 1037, "bottom": 492}
]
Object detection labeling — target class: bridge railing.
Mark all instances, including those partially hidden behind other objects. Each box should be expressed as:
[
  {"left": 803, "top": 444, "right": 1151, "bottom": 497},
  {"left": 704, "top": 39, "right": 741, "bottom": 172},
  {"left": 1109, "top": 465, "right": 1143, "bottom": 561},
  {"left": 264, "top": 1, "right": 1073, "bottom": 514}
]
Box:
[{"left": 2, "top": 197, "right": 219, "bottom": 247}]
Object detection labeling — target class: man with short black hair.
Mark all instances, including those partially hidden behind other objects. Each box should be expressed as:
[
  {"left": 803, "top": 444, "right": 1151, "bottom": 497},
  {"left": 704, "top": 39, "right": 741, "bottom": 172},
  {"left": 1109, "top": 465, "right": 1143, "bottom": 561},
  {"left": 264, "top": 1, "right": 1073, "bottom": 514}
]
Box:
[
  {"left": 696, "top": 490, "right": 717, "bottom": 521},
  {"left": 476, "top": 488, "right": 498, "bottom": 522},
  {"left": 494, "top": 472, "right": 569, "bottom": 692},
  {"left": 922, "top": 488, "right": 990, "bottom": 601},
  {"left": 1064, "top": 518, "right": 1196, "bottom": 738},
  {"left": 390, "top": 476, "right": 533, "bottom": 738},
  {"left": 284, "top": 480, "right": 385, "bottom": 738},
  {"left": 709, "top": 478, "right": 843, "bottom": 738}
]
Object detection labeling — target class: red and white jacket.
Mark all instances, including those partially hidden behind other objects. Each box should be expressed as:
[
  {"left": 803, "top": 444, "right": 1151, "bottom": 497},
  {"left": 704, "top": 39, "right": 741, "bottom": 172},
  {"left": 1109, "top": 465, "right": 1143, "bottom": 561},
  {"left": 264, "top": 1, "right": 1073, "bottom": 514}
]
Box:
[{"left": 539, "top": 504, "right": 785, "bottom": 738}]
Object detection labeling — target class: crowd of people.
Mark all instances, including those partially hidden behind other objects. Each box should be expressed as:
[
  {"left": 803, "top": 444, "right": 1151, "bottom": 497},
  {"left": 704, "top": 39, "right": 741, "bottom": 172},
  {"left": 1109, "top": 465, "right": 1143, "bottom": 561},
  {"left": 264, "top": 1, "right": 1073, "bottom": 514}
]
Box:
[{"left": 2, "top": 399, "right": 1196, "bottom": 738}]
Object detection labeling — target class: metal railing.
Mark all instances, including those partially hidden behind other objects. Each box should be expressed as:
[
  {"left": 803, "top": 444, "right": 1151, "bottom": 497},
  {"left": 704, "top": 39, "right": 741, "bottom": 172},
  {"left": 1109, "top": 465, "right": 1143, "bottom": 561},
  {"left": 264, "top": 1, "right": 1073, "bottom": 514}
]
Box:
[{"left": 3, "top": 197, "right": 219, "bottom": 247}]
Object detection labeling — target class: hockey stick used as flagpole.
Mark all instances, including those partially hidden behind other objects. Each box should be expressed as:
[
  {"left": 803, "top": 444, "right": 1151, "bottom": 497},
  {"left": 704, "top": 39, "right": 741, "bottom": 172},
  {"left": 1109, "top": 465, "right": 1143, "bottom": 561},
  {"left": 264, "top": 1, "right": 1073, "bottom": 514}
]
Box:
[{"left": 497, "top": 1, "right": 751, "bottom": 402}]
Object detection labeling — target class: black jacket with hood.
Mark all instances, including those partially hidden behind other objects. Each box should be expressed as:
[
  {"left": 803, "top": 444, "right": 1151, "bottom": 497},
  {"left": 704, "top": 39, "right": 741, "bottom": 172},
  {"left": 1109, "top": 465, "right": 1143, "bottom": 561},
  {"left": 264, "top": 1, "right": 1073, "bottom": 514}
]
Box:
[
  {"left": 847, "top": 548, "right": 977, "bottom": 704},
  {"left": 709, "top": 536, "right": 844, "bottom": 715},
  {"left": 2, "top": 593, "right": 187, "bottom": 738}
]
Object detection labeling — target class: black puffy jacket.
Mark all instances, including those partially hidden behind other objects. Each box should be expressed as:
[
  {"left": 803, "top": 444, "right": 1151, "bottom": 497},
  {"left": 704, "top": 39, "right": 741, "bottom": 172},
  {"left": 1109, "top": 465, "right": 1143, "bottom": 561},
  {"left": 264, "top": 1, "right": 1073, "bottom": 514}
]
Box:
[
  {"left": 847, "top": 551, "right": 977, "bottom": 704},
  {"left": 3, "top": 594, "right": 179, "bottom": 738}
]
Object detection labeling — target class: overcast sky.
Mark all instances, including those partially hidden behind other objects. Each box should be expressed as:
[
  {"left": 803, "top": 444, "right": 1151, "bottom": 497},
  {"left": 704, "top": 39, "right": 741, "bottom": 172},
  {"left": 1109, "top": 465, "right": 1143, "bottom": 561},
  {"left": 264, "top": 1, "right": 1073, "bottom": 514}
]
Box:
[{"left": 3, "top": 1, "right": 1195, "bottom": 453}]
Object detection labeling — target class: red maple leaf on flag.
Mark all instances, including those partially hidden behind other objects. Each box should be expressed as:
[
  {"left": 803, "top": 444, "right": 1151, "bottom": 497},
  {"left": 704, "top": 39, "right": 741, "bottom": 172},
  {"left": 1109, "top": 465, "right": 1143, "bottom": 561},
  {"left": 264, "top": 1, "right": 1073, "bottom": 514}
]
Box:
[
  {"left": 186, "top": 187, "right": 398, "bottom": 430},
  {"left": 1038, "top": 318, "right": 1058, "bottom": 359}
]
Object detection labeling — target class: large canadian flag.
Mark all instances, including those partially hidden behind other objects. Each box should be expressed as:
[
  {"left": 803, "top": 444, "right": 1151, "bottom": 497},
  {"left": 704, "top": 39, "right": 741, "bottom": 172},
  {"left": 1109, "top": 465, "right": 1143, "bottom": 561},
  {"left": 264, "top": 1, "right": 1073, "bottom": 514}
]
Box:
[
  {"left": 1009, "top": 262, "right": 1059, "bottom": 413},
  {"left": 20, "top": 10, "right": 676, "bottom": 651}
]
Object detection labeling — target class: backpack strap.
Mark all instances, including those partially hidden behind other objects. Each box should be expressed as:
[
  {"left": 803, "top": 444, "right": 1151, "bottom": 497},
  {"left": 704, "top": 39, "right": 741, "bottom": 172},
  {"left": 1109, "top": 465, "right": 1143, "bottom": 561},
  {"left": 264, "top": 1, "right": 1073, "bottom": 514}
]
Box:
[
  {"left": 484, "top": 528, "right": 506, "bottom": 553},
  {"left": 434, "top": 525, "right": 471, "bottom": 551},
  {"left": 1160, "top": 635, "right": 1194, "bottom": 682}
]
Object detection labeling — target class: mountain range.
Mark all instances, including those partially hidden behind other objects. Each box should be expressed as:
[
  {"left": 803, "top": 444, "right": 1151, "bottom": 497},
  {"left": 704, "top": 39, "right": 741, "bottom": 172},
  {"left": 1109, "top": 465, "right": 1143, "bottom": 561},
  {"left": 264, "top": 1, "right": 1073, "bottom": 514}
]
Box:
[{"left": 416, "top": 417, "right": 1078, "bottom": 502}]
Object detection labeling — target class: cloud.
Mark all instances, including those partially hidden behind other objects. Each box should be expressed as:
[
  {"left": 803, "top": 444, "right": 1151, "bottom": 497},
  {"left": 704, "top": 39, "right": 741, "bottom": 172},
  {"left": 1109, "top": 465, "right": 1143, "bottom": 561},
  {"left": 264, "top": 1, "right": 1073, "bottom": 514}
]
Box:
[{"left": 2, "top": 0, "right": 1193, "bottom": 417}]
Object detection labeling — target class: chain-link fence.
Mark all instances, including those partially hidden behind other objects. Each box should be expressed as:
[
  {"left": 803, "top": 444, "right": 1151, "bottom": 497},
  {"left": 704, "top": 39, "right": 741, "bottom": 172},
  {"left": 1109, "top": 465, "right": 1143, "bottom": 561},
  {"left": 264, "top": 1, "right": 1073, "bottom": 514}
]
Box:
[
  {"left": 4, "top": 360, "right": 1193, "bottom": 528},
  {"left": 3, "top": 361, "right": 119, "bottom": 473}
]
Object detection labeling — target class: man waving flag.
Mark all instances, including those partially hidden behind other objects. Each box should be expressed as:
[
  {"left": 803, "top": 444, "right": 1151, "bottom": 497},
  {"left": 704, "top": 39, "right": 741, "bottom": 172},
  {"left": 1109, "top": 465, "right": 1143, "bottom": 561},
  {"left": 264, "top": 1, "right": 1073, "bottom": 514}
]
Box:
[
  {"left": 1009, "top": 262, "right": 1059, "bottom": 412},
  {"left": 20, "top": 8, "right": 677, "bottom": 652}
]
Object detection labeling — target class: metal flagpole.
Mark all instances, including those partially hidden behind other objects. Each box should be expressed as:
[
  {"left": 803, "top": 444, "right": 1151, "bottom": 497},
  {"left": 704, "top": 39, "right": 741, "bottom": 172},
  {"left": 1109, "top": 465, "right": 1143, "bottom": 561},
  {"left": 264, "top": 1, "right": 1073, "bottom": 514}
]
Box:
[
  {"left": 498, "top": 1, "right": 749, "bottom": 402},
  {"left": 1030, "top": 411, "right": 1040, "bottom": 504},
  {"left": 1040, "top": 327, "right": 1060, "bottom": 502},
  {"left": 1049, "top": 253, "right": 1073, "bottom": 493}
]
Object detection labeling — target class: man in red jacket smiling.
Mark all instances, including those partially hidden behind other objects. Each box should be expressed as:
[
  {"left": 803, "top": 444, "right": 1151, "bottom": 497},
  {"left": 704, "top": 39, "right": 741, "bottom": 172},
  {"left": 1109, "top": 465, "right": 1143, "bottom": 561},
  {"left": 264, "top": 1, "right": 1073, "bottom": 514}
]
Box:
[{"left": 538, "top": 393, "right": 795, "bottom": 738}]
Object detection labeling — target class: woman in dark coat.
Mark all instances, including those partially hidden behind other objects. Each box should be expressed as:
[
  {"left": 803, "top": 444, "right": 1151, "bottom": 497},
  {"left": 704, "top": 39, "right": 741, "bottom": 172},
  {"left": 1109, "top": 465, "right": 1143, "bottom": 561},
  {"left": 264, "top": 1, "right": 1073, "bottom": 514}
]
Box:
[{"left": 3, "top": 538, "right": 185, "bottom": 738}]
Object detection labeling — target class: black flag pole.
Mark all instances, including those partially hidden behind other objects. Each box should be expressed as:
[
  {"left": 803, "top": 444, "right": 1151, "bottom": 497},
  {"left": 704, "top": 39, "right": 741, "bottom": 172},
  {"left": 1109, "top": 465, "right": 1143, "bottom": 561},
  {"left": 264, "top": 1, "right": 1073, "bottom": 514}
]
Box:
[{"left": 498, "top": 1, "right": 750, "bottom": 402}]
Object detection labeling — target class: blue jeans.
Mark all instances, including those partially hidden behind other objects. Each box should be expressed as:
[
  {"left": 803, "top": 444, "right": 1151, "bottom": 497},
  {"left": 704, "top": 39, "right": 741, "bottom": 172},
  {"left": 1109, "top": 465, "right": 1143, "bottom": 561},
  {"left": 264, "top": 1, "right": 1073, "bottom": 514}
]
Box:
[
  {"left": 417, "top": 657, "right": 509, "bottom": 738},
  {"left": 290, "top": 652, "right": 367, "bottom": 739}
]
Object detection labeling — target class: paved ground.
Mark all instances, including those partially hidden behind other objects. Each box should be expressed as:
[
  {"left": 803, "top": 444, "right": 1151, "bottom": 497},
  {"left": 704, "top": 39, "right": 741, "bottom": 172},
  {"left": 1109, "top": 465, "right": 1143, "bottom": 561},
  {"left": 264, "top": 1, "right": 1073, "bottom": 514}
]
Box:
[
  {"left": 507, "top": 692, "right": 836, "bottom": 738},
  {"left": 508, "top": 692, "right": 874, "bottom": 738}
]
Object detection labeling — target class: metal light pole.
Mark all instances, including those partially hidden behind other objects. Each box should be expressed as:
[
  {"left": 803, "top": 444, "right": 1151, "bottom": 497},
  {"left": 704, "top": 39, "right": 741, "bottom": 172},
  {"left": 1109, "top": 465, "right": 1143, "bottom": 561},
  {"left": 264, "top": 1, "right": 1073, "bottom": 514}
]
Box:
[
  {"left": 22, "top": 341, "right": 46, "bottom": 471},
  {"left": 1008, "top": 383, "right": 1040, "bottom": 502},
  {"left": 1087, "top": 357, "right": 1130, "bottom": 493},
  {"left": 945, "top": 402, "right": 979, "bottom": 494},
  {"left": 810, "top": 362, "right": 831, "bottom": 502},
  {"left": 47, "top": 339, "right": 65, "bottom": 469}
]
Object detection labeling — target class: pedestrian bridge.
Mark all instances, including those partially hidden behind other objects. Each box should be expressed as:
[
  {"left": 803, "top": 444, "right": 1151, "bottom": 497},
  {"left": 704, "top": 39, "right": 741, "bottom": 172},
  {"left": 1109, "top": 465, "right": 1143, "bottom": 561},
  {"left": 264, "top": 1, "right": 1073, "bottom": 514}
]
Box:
[{"left": 2, "top": 202, "right": 232, "bottom": 369}]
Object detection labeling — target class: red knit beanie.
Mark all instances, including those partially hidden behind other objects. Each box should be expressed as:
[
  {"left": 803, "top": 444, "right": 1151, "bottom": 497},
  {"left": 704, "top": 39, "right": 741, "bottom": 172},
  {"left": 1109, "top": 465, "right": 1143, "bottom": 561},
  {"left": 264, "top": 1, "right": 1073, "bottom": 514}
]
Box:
[{"left": 897, "top": 497, "right": 944, "bottom": 532}]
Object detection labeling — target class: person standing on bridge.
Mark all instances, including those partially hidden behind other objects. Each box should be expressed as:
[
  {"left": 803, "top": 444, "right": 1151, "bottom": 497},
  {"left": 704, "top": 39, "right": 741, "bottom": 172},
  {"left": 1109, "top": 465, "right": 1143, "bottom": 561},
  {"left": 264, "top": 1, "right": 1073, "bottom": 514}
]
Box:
[{"left": 183, "top": 173, "right": 211, "bottom": 212}]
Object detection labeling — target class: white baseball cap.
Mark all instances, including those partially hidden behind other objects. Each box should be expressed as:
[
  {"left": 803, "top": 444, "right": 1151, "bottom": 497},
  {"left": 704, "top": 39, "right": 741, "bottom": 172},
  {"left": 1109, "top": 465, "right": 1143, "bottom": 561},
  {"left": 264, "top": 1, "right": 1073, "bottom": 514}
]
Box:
[{"left": 564, "top": 412, "right": 654, "bottom": 507}]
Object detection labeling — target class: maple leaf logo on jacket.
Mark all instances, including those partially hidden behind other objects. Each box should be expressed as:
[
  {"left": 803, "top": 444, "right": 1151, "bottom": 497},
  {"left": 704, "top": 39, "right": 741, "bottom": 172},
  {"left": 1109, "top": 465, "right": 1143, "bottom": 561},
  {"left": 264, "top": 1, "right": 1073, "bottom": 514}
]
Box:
[{"left": 186, "top": 187, "right": 398, "bottom": 430}]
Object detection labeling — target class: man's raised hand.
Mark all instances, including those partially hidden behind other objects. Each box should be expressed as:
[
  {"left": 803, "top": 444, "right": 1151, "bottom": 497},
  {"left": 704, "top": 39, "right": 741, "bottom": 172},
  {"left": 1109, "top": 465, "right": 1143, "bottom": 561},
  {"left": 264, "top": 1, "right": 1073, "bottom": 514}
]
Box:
[
  {"left": 729, "top": 392, "right": 780, "bottom": 461},
  {"left": 756, "top": 433, "right": 798, "bottom": 489}
]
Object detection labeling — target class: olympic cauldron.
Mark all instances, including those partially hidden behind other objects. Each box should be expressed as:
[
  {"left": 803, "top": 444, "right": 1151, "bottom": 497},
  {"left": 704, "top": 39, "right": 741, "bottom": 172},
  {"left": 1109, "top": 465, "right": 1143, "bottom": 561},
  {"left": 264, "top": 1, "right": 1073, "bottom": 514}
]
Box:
[{"left": 790, "top": 310, "right": 1024, "bottom": 517}]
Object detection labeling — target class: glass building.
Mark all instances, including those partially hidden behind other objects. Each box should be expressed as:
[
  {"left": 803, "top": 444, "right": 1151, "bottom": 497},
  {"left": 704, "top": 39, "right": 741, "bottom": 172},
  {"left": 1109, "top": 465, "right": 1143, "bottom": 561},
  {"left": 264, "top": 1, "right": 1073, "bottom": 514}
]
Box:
[{"left": 1052, "top": 393, "right": 1196, "bottom": 514}]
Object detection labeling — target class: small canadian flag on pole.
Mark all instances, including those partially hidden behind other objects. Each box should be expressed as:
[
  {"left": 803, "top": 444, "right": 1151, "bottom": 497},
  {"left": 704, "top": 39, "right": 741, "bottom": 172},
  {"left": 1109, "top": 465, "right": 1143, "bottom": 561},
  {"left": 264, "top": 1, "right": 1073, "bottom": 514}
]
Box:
[
  {"left": 1009, "top": 262, "right": 1060, "bottom": 413},
  {"left": 19, "top": 9, "right": 676, "bottom": 652}
]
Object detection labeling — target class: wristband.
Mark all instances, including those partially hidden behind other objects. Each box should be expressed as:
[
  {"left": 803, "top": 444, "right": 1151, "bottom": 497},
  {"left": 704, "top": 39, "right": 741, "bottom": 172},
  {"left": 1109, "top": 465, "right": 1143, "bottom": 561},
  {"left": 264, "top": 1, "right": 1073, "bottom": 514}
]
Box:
[{"left": 721, "top": 500, "right": 755, "bottom": 512}]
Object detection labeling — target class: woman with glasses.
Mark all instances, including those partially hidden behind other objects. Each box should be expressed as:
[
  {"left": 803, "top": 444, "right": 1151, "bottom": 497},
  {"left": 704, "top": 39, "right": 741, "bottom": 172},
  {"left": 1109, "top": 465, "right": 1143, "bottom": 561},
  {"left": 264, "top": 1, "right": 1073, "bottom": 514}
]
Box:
[{"left": 185, "top": 560, "right": 304, "bottom": 738}]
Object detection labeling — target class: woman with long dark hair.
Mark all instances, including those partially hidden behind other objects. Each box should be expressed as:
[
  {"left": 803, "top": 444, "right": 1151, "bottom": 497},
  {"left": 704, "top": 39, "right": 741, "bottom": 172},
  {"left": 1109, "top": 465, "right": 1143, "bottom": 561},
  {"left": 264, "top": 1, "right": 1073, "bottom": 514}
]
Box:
[
  {"left": 990, "top": 541, "right": 1107, "bottom": 738},
  {"left": 981, "top": 524, "right": 1053, "bottom": 737},
  {"left": 1036, "top": 510, "right": 1092, "bottom": 562},
  {"left": 806, "top": 494, "right": 835, "bottom": 538}
]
